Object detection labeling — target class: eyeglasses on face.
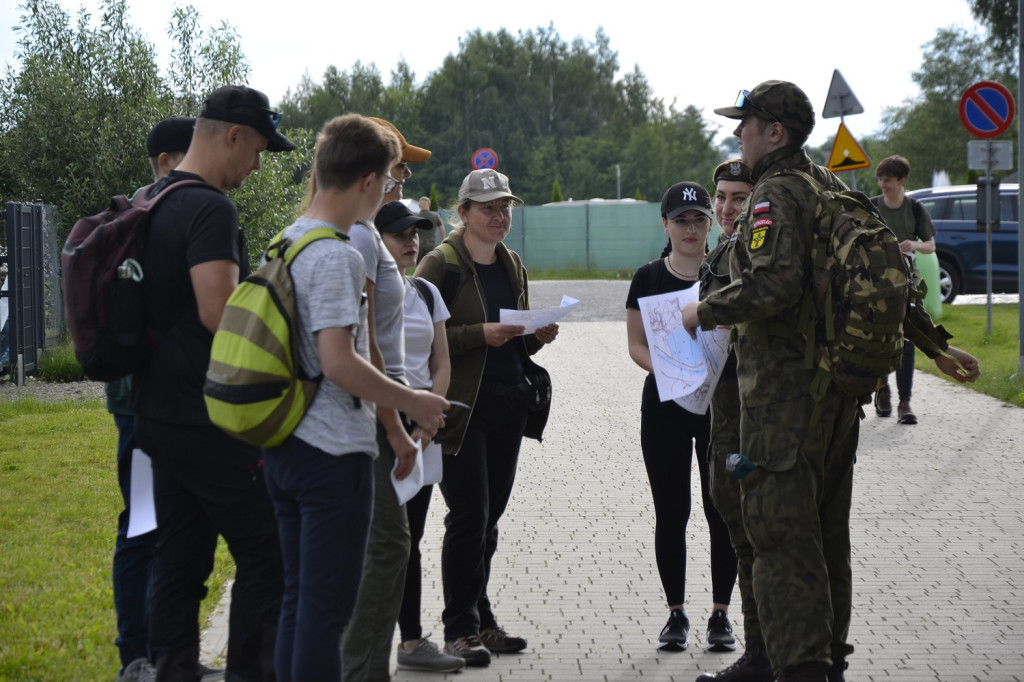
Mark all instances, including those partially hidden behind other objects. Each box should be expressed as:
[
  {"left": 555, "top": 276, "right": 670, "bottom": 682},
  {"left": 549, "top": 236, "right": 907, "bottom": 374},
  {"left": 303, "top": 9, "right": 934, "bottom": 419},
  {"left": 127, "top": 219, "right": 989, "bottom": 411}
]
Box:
[
  {"left": 734, "top": 89, "right": 779, "bottom": 124},
  {"left": 381, "top": 174, "right": 400, "bottom": 194}
]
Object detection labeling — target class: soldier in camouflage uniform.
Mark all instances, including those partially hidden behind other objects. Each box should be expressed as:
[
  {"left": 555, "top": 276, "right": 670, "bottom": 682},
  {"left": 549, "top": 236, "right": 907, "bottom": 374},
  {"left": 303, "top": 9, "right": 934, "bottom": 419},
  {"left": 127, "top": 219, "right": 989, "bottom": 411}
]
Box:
[
  {"left": 697, "top": 159, "right": 775, "bottom": 682},
  {"left": 682, "top": 81, "right": 981, "bottom": 682}
]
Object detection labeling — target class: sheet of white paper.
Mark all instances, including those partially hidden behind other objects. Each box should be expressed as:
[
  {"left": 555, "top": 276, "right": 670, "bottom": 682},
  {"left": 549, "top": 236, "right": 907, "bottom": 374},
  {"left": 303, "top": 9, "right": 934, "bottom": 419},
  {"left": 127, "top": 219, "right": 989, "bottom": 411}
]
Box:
[
  {"left": 421, "top": 441, "right": 443, "bottom": 486},
  {"left": 499, "top": 296, "right": 580, "bottom": 334},
  {"left": 673, "top": 326, "right": 732, "bottom": 415},
  {"left": 126, "top": 449, "right": 158, "bottom": 538},
  {"left": 391, "top": 440, "right": 425, "bottom": 506},
  {"left": 637, "top": 288, "right": 731, "bottom": 414}
]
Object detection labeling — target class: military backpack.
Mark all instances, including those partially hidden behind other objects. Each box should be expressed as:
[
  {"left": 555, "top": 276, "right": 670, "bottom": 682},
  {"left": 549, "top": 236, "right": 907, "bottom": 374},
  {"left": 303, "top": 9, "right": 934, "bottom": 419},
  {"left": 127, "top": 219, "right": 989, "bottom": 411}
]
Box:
[
  {"left": 780, "top": 170, "right": 922, "bottom": 406},
  {"left": 204, "top": 226, "right": 348, "bottom": 447}
]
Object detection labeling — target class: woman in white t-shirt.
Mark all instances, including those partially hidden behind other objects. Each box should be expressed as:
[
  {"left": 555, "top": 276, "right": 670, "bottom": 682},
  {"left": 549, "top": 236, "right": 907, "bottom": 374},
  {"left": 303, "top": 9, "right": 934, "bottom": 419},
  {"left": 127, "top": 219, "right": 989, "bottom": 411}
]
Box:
[{"left": 376, "top": 200, "right": 462, "bottom": 673}]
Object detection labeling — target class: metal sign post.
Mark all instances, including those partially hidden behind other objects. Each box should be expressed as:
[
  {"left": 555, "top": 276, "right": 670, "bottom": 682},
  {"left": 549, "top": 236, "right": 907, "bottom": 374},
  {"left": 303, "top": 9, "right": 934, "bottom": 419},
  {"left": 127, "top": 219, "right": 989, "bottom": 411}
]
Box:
[
  {"left": 961, "top": 81, "right": 1016, "bottom": 338},
  {"left": 822, "top": 70, "right": 867, "bottom": 190},
  {"left": 968, "top": 141, "right": 1012, "bottom": 335}
]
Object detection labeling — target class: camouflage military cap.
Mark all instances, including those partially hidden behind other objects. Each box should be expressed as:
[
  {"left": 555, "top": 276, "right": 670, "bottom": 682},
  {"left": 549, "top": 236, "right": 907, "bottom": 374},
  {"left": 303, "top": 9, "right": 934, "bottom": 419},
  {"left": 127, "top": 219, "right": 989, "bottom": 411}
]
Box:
[
  {"left": 714, "top": 80, "right": 815, "bottom": 137},
  {"left": 713, "top": 158, "right": 754, "bottom": 186}
]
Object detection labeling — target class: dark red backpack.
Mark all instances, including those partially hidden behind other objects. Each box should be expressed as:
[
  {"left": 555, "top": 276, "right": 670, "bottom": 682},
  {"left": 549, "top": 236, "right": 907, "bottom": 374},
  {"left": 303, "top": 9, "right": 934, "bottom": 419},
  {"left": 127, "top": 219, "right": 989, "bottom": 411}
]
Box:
[{"left": 61, "top": 179, "right": 205, "bottom": 381}]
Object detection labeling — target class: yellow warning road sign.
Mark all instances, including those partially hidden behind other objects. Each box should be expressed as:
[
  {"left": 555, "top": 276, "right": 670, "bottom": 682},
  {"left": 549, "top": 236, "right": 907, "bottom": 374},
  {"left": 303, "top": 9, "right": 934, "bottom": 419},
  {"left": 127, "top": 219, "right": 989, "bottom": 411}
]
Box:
[{"left": 828, "top": 122, "right": 871, "bottom": 172}]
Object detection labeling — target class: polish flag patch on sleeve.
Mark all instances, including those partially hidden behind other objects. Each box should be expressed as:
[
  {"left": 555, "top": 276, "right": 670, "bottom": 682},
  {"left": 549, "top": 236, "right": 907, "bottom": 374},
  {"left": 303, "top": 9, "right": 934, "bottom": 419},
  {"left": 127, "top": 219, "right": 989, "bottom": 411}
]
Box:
[{"left": 753, "top": 201, "right": 771, "bottom": 215}]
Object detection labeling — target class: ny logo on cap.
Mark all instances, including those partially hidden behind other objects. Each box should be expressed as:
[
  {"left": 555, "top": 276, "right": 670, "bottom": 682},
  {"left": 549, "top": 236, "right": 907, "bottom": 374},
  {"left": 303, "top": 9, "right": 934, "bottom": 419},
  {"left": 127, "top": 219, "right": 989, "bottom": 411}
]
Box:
[
  {"left": 481, "top": 176, "right": 497, "bottom": 190},
  {"left": 681, "top": 187, "right": 698, "bottom": 202}
]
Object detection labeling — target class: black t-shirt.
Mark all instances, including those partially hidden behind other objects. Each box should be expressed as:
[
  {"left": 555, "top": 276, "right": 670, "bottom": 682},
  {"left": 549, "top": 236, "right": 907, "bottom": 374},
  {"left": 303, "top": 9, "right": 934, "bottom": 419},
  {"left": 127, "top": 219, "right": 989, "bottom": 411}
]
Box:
[
  {"left": 626, "top": 258, "right": 699, "bottom": 310},
  {"left": 132, "top": 171, "right": 243, "bottom": 424},
  {"left": 476, "top": 260, "right": 524, "bottom": 384}
]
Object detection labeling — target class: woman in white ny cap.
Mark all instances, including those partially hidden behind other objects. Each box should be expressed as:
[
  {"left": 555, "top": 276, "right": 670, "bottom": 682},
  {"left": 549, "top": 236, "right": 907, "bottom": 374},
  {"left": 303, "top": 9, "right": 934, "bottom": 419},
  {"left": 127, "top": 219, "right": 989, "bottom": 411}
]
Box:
[
  {"left": 625, "top": 181, "right": 738, "bottom": 655},
  {"left": 414, "top": 168, "right": 558, "bottom": 668}
]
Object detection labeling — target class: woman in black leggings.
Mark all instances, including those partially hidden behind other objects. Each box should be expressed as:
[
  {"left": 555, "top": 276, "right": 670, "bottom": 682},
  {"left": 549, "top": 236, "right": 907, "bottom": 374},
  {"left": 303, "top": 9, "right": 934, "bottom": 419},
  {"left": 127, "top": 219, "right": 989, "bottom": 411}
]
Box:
[{"left": 625, "top": 181, "right": 738, "bottom": 653}]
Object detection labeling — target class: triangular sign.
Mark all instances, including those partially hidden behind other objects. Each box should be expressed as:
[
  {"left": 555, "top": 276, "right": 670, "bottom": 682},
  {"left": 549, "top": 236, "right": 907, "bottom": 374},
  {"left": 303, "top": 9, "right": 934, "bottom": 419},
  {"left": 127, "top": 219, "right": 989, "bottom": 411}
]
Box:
[
  {"left": 822, "top": 69, "right": 864, "bottom": 119},
  {"left": 827, "top": 122, "right": 871, "bottom": 172}
]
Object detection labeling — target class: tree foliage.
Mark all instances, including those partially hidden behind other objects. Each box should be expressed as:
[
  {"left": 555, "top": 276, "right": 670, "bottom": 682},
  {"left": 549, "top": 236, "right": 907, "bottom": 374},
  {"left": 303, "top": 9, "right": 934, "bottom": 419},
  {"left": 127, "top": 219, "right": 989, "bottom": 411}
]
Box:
[
  {"left": 880, "top": 26, "right": 1016, "bottom": 186},
  {"left": 0, "top": 0, "right": 294, "bottom": 257},
  {"left": 969, "top": 0, "right": 1018, "bottom": 58},
  {"left": 0, "top": 0, "right": 163, "bottom": 227}
]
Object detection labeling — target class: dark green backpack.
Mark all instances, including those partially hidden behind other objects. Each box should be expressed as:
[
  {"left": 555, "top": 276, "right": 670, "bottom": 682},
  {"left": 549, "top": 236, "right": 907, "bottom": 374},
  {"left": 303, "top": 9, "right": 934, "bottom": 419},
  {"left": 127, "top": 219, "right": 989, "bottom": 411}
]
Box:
[{"left": 782, "top": 170, "right": 920, "bottom": 406}]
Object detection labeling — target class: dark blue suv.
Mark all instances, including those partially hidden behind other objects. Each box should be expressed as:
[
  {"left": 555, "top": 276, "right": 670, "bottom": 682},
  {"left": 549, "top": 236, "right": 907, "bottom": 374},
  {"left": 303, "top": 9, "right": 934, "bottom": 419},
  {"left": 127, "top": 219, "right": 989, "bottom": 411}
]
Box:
[{"left": 906, "top": 184, "right": 1020, "bottom": 303}]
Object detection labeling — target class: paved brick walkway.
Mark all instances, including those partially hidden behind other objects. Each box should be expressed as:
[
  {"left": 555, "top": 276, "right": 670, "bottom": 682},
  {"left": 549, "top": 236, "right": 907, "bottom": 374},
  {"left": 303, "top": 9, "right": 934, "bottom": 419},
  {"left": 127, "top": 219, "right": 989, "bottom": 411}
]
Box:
[{"left": 203, "top": 281, "right": 1024, "bottom": 681}]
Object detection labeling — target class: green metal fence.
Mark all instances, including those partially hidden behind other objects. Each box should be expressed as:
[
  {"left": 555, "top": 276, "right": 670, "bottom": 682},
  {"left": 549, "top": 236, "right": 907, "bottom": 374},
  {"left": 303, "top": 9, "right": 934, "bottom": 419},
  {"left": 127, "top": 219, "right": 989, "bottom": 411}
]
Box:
[{"left": 442, "top": 201, "right": 725, "bottom": 274}]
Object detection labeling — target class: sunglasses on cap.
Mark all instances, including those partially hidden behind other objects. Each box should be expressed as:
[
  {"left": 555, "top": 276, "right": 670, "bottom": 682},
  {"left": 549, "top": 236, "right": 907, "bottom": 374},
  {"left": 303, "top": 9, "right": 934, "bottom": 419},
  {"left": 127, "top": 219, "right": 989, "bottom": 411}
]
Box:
[{"left": 734, "top": 90, "right": 779, "bottom": 124}]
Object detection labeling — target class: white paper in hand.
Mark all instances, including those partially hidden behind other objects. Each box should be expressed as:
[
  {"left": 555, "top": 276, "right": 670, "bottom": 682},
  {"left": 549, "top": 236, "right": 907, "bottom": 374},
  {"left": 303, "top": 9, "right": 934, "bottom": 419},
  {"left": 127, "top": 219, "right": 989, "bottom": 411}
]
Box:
[
  {"left": 391, "top": 441, "right": 425, "bottom": 506},
  {"left": 126, "top": 449, "right": 157, "bottom": 538},
  {"left": 421, "top": 441, "right": 443, "bottom": 485}
]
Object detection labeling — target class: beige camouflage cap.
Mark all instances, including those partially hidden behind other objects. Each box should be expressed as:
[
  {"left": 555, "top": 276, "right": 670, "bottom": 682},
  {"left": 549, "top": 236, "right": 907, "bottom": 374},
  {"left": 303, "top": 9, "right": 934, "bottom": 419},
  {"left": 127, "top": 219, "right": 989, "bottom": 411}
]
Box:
[{"left": 714, "top": 80, "right": 815, "bottom": 137}]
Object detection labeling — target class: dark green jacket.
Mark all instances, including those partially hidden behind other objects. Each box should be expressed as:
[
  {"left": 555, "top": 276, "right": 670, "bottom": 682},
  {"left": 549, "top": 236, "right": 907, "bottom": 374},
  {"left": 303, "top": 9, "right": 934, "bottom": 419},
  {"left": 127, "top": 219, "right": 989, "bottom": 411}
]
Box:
[{"left": 414, "top": 228, "right": 545, "bottom": 455}]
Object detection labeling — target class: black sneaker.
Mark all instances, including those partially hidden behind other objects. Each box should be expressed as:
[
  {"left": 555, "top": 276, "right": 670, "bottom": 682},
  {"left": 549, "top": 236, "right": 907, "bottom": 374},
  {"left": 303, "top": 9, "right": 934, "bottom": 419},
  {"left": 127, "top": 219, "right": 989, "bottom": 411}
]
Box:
[
  {"left": 480, "top": 626, "right": 527, "bottom": 653},
  {"left": 706, "top": 609, "right": 736, "bottom": 652},
  {"left": 695, "top": 646, "right": 774, "bottom": 682},
  {"left": 444, "top": 635, "right": 491, "bottom": 667},
  {"left": 657, "top": 609, "right": 689, "bottom": 651}
]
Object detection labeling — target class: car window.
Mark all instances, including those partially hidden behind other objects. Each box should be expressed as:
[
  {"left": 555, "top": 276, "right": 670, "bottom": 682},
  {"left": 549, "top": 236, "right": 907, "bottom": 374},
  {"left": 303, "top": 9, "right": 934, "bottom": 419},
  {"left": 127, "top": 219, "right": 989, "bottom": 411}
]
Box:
[
  {"left": 917, "top": 197, "right": 945, "bottom": 219},
  {"left": 949, "top": 197, "right": 978, "bottom": 221},
  {"left": 1000, "top": 194, "right": 1018, "bottom": 222}
]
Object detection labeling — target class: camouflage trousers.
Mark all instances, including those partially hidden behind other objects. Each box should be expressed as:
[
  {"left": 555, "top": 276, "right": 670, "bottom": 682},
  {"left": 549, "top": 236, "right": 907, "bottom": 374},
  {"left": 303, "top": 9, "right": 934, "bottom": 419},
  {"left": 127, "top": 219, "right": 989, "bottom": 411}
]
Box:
[
  {"left": 708, "top": 373, "right": 763, "bottom": 650},
  {"left": 739, "top": 389, "right": 859, "bottom": 676}
]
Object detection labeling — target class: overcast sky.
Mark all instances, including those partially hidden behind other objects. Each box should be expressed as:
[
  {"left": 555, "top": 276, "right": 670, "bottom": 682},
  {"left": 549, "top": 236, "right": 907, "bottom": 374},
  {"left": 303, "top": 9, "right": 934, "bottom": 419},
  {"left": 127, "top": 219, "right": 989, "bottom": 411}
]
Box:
[{"left": 1, "top": 0, "right": 984, "bottom": 148}]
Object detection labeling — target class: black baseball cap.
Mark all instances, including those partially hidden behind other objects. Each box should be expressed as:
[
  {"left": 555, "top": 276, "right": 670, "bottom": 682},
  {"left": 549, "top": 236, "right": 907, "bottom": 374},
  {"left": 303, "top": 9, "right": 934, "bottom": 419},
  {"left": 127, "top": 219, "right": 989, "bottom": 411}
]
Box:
[
  {"left": 199, "top": 85, "right": 295, "bottom": 152},
  {"left": 146, "top": 116, "right": 194, "bottom": 157},
  {"left": 660, "top": 181, "right": 713, "bottom": 220},
  {"left": 376, "top": 201, "right": 434, "bottom": 234}
]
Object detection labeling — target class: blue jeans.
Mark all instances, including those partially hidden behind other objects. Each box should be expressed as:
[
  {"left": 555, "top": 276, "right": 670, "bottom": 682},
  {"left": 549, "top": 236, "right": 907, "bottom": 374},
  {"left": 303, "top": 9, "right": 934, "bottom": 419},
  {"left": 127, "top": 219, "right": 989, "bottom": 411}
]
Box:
[
  {"left": 112, "top": 414, "right": 157, "bottom": 667},
  {"left": 263, "top": 437, "right": 374, "bottom": 682}
]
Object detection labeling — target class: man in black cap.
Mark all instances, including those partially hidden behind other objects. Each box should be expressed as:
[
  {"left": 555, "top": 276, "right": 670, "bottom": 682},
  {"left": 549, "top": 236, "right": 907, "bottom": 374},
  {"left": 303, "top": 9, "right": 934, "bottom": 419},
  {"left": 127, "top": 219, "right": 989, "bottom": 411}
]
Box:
[
  {"left": 682, "top": 81, "right": 980, "bottom": 682},
  {"left": 132, "top": 85, "right": 293, "bottom": 682}
]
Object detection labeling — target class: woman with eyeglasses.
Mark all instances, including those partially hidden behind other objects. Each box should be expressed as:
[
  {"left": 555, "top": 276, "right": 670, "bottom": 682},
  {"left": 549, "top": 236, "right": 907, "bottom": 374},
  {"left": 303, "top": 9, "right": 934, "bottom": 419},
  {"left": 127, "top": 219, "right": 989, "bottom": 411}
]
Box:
[
  {"left": 414, "top": 168, "right": 558, "bottom": 668},
  {"left": 374, "top": 200, "right": 467, "bottom": 673},
  {"left": 625, "top": 181, "right": 738, "bottom": 655}
]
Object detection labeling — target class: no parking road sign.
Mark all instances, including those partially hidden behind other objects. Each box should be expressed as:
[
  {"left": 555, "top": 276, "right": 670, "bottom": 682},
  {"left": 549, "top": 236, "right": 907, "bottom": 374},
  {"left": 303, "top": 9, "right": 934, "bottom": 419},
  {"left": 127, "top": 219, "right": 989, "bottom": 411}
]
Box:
[
  {"left": 959, "top": 81, "right": 1015, "bottom": 139},
  {"left": 472, "top": 148, "right": 498, "bottom": 170}
]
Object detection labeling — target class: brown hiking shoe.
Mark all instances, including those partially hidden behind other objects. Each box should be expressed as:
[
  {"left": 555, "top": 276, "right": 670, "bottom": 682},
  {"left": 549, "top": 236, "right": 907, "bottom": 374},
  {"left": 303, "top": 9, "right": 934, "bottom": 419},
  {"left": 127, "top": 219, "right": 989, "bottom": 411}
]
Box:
[
  {"left": 897, "top": 400, "right": 917, "bottom": 424},
  {"left": 874, "top": 384, "right": 892, "bottom": 417}
]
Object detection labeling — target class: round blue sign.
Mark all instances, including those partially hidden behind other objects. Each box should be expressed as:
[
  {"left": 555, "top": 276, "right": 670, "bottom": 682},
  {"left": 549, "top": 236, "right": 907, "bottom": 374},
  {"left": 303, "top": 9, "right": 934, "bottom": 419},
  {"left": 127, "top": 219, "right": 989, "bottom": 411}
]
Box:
[
  {"left": 959, "top": 81, "right": 1015, "bottom": 139},
  {"left": 472, "top": 148, "right": 498, "bottom": 170}
]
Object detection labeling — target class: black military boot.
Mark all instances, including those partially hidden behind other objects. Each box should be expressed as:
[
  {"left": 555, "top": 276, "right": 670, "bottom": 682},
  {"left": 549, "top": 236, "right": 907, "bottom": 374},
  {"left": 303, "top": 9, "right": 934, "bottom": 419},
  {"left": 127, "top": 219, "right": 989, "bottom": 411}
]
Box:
[
  {"left": 695, "top": 646, "right": 774, "bottom": 682},
  {"left": 827, "top": 659, "right": 848, "bottom": 682},
  {"left": 778, "top": 662, "right": 828, "bottom": 682}
]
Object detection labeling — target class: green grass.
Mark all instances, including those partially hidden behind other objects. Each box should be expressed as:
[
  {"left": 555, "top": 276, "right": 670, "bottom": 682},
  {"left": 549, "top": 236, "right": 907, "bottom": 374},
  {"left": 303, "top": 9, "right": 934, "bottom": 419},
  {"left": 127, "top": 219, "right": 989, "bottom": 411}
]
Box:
[
  {"left": 36, "top": 342, "right": 85, "bottom": 383},
  {"left": 0, "top": 397, "right": 233, "bottom": 681},
  {"left": 917, "top": 303, "right": 1024, "bottom": 407},
  {"left": 530, "top": 268, "right": 634, "bottom": 280}
]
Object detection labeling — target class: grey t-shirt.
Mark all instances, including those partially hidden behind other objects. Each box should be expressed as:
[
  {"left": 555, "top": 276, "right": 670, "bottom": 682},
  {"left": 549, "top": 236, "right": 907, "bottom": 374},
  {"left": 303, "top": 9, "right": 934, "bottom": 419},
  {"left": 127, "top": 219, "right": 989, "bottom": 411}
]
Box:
[
  {"left": 283, "top": 217, "right": 377, "bottom": 457},
  {"left": 350, "top": 221, "right": 407, "bottom": 380}
]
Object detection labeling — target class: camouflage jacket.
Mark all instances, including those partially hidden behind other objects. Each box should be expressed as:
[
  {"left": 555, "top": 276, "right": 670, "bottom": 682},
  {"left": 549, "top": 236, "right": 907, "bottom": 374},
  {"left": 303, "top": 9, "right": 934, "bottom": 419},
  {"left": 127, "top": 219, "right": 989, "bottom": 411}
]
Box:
[{"left": 696, "top": 145, "right": 847, "bottom": 407}]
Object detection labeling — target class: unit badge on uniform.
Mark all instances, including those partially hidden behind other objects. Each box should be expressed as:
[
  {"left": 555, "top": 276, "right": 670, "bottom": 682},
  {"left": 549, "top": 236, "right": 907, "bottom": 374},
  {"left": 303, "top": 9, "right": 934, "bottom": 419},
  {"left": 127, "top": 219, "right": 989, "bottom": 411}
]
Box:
[{"left": 749, "top": 217, "right": 773, "bottom": 250}]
